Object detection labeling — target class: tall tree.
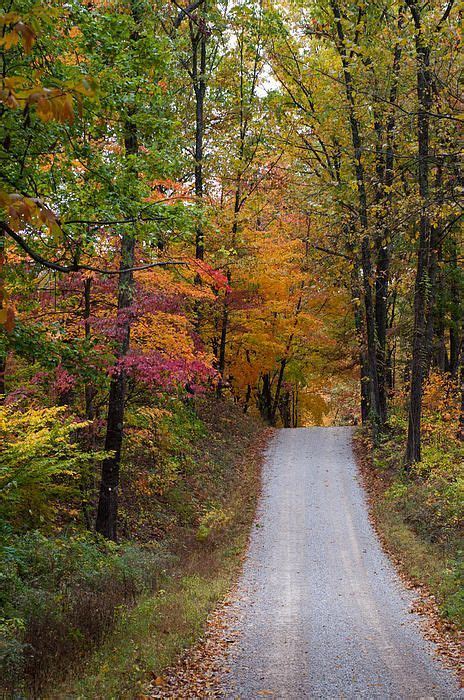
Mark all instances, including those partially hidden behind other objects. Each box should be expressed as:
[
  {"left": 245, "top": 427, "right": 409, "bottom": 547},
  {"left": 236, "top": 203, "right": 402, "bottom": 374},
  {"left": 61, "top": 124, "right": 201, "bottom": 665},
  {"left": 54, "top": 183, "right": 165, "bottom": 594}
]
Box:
[{"left": 404, "top": 0, "right": 457, "bottom": 466}]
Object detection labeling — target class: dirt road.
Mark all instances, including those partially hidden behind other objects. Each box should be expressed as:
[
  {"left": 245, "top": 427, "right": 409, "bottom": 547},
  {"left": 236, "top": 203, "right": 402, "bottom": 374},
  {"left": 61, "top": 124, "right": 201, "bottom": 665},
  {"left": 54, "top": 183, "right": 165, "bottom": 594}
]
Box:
[{"left": 221, "top": 427, "right": 462, "bottom": 699}]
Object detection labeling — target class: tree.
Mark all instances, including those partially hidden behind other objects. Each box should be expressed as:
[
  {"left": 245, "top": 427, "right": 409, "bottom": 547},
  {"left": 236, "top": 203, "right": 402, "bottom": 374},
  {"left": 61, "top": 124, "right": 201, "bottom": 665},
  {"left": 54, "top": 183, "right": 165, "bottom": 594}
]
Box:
[{"left": 405, "top": 0, "right": 459, "bottom": 466}]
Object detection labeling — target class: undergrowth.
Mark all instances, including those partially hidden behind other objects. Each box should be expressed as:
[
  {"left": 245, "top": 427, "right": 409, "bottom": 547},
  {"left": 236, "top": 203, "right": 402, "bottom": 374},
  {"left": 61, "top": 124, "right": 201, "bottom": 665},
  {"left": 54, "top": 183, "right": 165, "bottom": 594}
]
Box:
[
  {"left": 357, "top": 371, "right": 463, "bottom": 630},
  {"left": 0, "top": 397, "right": 264, "bottom": 698}
]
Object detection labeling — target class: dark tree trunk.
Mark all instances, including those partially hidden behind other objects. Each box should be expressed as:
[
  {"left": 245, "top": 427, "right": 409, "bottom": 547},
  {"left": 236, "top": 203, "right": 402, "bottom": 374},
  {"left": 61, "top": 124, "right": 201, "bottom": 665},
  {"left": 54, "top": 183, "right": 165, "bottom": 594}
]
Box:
[
  {"left": 95, "top": 229, "right": 135, "bottom": 540},
  {"left": 291, "top": 385, "right": 296, "bottom": 427},
  {"left": 361, "top": 236, "right": 382, "bottom": 433},
  {"left": 433, "top": 312, "right": 448, "bottom": 372},
  {"left": 387, "top": 288, "right": 398, "bottom": 391},
  {"left": 0, "top": 354, "right": 5, "bottom": 397},
  {"left": 216, "top": 304, "right": 228, "bottom": 395},
  {"left": 191, "top": 19, "right": 207, "bottom": 261},
  {"left": 279, "top": 391, "right": 291, "bottom": 428},
  {"left": 424, "top": 165, "right": 444, "bottom": 378},
  {"left": 449, "top": 240, "right": 461, "bottom": 376},
  {"left": 375, "top": 242, "right": 389, "bottom": 423},
  {"left": 215, "top": 23, "right": 261, "bottom": 395},
  {"left": 292, "top": 383, "right": 299, "bottom": 428},
  {"left": 373, "top": 8, "right": 403, "bottom": 425},
  {"left": 405, "top": 0, "right": 432, "bottom": 466},
  {"left": 360, "top": 352, "right": 370, "bottom": 424},
  {"left": 372, "top": 107, "right": 389, "bottom": 425},
  {"left": 271, "top": 358, "right": 287, "bottom": 426},
  {"left": 95, "top": 9, "right": 139, "bottom": 537},
  {"left": 351, "top": 264, "right": 370, "bottom": 423},
  {"left": 270, "top": 289, "right": 303, "bottom": 425},
  {"left": 0, "top": 229, "right": 6, "bottom": 397},
  {"left": 387, "top": 346, "right": 395, "bottom": 391},
  {"left": 243, "top": 383, "right": 251, "bottom": 414},
  {"left": 259, "top": 373, "right": 273, "bottom": 424},
  {"left": 83, "top": 277, "right": 95, "bottom": 421},
  {"left": 423, "top": 247, "right": 440, "bottom": 378},
  {"left": 216, "top": 283, "right": 229, "bottom": 398},
  {"left": 459, "top": 359, "right": 464, "bottom": 442},
  {"left": 449, "top": 322, "right": 460, "bottom": 377},
  {"left": 331, "top": 0, "right": 381, "bottom": 436}
]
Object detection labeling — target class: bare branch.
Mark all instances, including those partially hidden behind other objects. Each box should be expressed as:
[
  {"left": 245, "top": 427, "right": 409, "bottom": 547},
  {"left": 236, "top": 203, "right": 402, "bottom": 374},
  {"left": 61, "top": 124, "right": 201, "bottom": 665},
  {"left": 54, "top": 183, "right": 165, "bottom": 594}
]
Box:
[
  {"left": 1, "top": 222, "right": 187, "bottom": 275},
  {"left": 313, "top": 243, "right": 352, "bottom": 261},
  {"left": 436, "top": 0, "right": 455, "bottom": 30},
  {"left": 172, "top": 0, "right": 205, "bottom": 28}
]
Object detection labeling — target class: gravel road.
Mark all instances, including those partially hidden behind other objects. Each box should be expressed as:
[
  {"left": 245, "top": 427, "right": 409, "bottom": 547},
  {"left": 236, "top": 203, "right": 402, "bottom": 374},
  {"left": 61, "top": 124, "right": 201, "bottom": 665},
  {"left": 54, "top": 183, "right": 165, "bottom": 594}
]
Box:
[{"left": 221, "top": 427, "right": 462, "bottom": 699}]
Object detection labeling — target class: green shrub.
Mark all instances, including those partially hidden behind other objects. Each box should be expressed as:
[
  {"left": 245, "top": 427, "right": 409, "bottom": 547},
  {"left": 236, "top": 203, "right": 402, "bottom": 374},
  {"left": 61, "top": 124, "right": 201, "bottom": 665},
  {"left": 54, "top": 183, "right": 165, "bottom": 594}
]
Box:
[
  {"left": 370, "top": 397, "right": 464, "bottom": 631},
  {"left": 0, "top": 406, "right": 107, "bottom": 529},
  {"left": 0, "top": 531, "right": 172, "bottom": 695},
  {"left": 441, "top": 554, "right": 464, "bottom": 628},
  {"left": 196, "top": 504, "right": 231, "bottom": 542}
]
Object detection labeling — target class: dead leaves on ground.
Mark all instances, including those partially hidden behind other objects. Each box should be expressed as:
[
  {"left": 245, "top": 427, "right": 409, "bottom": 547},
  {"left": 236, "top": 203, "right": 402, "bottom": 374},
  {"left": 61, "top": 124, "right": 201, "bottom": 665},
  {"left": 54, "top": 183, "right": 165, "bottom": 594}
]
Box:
[{"left": 143, "top": 600, "right": 240, "bottom": 699}]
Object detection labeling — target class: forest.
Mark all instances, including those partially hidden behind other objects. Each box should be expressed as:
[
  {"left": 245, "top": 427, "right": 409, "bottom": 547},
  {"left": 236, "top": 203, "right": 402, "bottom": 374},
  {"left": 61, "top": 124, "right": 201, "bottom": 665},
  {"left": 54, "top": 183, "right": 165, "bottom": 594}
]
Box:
[{"left": 0, "top": 0, "right": 462, "bottom": 696}]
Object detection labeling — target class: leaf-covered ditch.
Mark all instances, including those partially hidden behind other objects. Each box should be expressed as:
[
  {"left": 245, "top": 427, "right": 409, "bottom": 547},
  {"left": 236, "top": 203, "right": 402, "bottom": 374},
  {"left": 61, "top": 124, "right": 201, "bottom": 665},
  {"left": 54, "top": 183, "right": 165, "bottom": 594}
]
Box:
[{"left": 0, "top": 397, "right": 266, "bottom": 697}]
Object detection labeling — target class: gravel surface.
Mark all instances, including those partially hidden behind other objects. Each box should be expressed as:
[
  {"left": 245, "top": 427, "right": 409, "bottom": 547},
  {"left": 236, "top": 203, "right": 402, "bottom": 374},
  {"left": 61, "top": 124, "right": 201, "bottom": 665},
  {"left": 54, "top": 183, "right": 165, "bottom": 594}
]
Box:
[{"left": 221, "top": 427, "right": 463, "bottom": 699}]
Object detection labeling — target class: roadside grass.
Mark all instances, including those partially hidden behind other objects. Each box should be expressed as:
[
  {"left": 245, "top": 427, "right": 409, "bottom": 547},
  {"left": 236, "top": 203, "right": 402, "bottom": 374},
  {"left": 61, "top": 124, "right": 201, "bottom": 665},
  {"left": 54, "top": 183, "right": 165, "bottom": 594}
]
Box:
[
  {"left": 370, "top": 495, "right": 463, "bottom": 627},
  {"left": 354, "top": 419, "right": 463, "bottom": 632},
  {"left": 63, "top": 545, "right": 245, "bottom": 699},
  {"left": 1, "top": 397, "right": 266, "bottom": 698},
  {"left": 54, "top": 403, "right": 267, "bottom": 699}
]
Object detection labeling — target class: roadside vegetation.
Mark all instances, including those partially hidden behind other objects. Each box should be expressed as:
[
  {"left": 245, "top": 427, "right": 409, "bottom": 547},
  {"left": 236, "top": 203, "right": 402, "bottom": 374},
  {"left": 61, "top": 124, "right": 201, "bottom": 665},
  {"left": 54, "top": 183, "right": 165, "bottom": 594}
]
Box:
[
  {"left": 355, "top": 370, "right": 463, "bottom": 631},
  {"left": 0, "top": 0, "right": 462, "bottom": 696},
  {"left": 0, "top": 399, "right": 264, "bottom": 697}
]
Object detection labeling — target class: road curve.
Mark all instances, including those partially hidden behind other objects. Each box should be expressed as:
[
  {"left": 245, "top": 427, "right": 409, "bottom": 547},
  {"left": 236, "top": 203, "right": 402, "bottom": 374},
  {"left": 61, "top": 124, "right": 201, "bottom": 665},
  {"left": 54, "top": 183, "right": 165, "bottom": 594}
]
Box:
[{"left": 221, "top": 427, "right": 462, "bottom": 699}]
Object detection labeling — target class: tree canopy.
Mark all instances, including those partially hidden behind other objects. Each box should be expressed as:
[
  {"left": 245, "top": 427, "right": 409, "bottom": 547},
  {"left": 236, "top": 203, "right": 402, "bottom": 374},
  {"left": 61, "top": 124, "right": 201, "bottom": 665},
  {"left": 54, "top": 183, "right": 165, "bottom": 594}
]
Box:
[{"left": 0, "top": 0, "right": 462, "bottom": 538}]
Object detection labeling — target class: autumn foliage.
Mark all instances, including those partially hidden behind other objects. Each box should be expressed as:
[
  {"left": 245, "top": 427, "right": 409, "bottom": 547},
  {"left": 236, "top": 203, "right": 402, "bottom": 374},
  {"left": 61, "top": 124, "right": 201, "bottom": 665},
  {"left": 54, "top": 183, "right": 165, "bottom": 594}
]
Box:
[{"left": 0, "top": 0, "right": 462, "bottom": 693}]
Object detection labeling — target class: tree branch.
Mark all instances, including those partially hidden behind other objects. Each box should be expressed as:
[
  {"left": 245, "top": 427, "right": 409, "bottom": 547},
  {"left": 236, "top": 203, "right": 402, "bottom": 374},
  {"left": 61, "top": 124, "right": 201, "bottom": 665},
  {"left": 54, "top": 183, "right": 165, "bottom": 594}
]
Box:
[
  {"left": 1, "top": 222, "right": 187, "bottom": 275},
  {"left": 313, "top": 243, "right": 352, "bottom": 261},
  {"left": 172, "top": 0, "right": 205, "bottom": 28},
  {"left": 436, "top": 0, "right": 455, "bottom": 30}
]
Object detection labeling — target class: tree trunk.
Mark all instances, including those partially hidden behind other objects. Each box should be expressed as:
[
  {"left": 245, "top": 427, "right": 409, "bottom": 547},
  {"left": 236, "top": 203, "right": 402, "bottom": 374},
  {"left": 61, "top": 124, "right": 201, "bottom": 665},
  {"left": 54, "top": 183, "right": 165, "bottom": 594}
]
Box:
[
  {"left": 459, "top": 359, "right": 464, "bottom": 442},
  {"left": 95, "top": 8, "right": 139, "bottom": 537},
  {"left": 292, "top": 383, "right": 299, "bottom": 428},
  {"left": 95, "top": 229, "right": 135, "bottom": 539},
  {"left": 83, "top": 277, "right": 95, "bottom": 421},
  {"left": 375, "top": 242, "right": 389, "bottom": 423},
  {"left": 0, "top": 229, "right": 6, "bottom": 397},
  {"left": 449, "top": 239, "right": 461, "bottom": 376},
  {"left": 243, "top": 383, "right": 251, "bottom": 414},
  {"left": 271, "top": 357, "right": 287, "bottom": 426},
  {"left": 331, "top": 0, "right": 381, "bottom": 435},
  {"left": 351, "top": 263, "right": 370, "bottom": 423},
  {"left": 373, "top": 8, "right": 403, "bottom": 426},
  {"left": 0, "top": 355, "right": 5, "bottom": 397},
  {"left": 361, "top": 236, "right": 382, "bottom": 433},
  {"left": 424, "top": 166, "right": 444, "bottom": 378},
  {"left": 279, "top": 390, "right": 291, "bottom": 428},
  {"left": 359, "top": 352, "right": 370, "bottom": 424},
  {"left": 191, "top": 20, "right": 207, "bottom": 261},
  {"left": 216, "top": 281, "right": 229, "bottom": 398},
  {"left": 216, "top": 302, "right": 228, "bottom": 395},
  {"left": 405, "top": 0, "right": 432, "bottom": 466},
  {"left": 449, "top": 320, "right": 461, "bottom": 377},
  {"left": 433, "top": 311, "right": 448, "bottom": 372},
  {"left": 258, "top": 373, "right": 273, "bottom": 424}
]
